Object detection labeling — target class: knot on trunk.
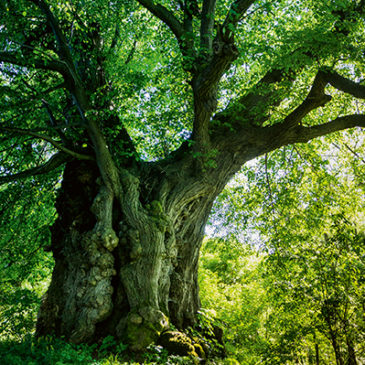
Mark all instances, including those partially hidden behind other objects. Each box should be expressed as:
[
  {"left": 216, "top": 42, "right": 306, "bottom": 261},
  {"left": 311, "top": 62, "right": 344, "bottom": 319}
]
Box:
[
  {"left": 146, "top": 200, "right": 170, "bottom": 231},
  {"left": 91, "top": 228, "right": 119, "bottom": 252},
  {"left": 91, "top": 184, "right": 119, "bottom": 251},
  {"left": 213, "top": 40, "right": 238, "bottom": 60}
]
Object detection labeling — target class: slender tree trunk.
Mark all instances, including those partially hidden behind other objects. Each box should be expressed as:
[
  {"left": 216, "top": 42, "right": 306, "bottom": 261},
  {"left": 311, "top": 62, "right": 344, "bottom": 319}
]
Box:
[
  {"left": 330, "top": 334, "right": 344, "bottom": 365},
  {"left": 313, "top": 331, "right": 320, "bottom": 365},
  {"left": 36, "top": 151, "right": 236, "bottom": 350},
  {"left": 345, "top": 336, "right": 357, "bottom": 365}
]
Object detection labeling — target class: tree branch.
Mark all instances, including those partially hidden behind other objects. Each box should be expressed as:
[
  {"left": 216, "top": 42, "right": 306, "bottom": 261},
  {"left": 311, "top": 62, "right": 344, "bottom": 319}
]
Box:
[
  {"left": 212, "top": 68, "right": 289, "bottom": 135},
  {"left": 293, "top": 114, "right": 365, "bottom": 143},
  {"left": 281, "top": 70, "right": 365, "bottom": 130},
  {"left": 0, "top": 82, "right": 65, "bottom": 114},
  {"left": 29, "top": 0, "right": 81, "bottom": 86},
  {"left": 264, "top": 153, "right": 277, "bottom": 215},
  {"left": 222, "top": 0, "right": 256, "bottom": 41},
  {"left": 219, "top": 67, "right": 365, "bottom": 138},
  {"left": 282, "top": 71, "right": 332, "bottom": 128},
  {"left": 41, "top": 99, "right": 69, "bottom": 143},
  {"left": 332, "top": 142, "right": 365, "bottom": 164},
  {"left": 191, "top": 1, "right": 258, "bottom": 144},
  {"left": 125, "top": 40, "right": 138, "bottom": 65},
  {"left": 0, "top": 152, "right": 70, "bottom": 185},
  {"left": 321, "top": 69, "right": 365, "bottom": 99},
  {"left": 137, "top": 0, "right": 184, "bottom": 40},
  {"left": 181, "top": 1, "right": 195, "bottom": 59},
  {"left": 0, "top": 51, "right": 68, "bottom": 74},
  {"left": 200, "top": 0, "right": 217, "bottom": 52},
  {"left": 29, "top": 0, "right": 72, "bottom": 62},
  {"left": 109, "top": 23, "right": 121, "bottom": 53},
  {"left": 0, "top": 126, "right": 93, "bottom": 160},
  {"left": 83, "top": 113, "right": 121, "bottom": 195}
]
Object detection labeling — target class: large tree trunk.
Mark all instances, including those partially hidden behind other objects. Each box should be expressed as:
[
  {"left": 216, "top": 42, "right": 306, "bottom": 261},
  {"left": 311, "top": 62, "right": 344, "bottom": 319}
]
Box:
[{"left": 36, "top": 151, "right": 236, "bottom": 350}]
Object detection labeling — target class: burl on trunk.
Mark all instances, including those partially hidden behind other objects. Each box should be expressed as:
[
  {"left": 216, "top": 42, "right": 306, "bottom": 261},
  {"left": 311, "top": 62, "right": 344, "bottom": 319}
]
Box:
[{"left": 36, "top": 153, "right": 235, "bottom": 351}]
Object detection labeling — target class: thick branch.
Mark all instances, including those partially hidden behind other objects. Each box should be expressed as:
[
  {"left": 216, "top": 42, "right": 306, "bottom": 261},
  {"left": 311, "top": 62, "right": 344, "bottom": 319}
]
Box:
[
  {"left": 29, "top": 0, "right": 81, "bottom": 86},
  {"left": 137, "top": 0, "right": 184, "bottom": 40},
  {"left": 0, "top": 152, "right": 70, "bottom": 185},
  {"left": 0, "top": 126, "right": 93, "bottom": 160},
  {"left": 282, "top": 71, "right": 332, "bottom": 128},
  {"left": 188, "top": 2, "right": 258, "bottom": 145},
  {"left": 84, "top": 114, "right": 121, "bottom": 195},
  {"left": 192, "top": 1, "right": 257, "bottom": 137},
  {"left": 191, "top": 33, "right": 241, "bottom": 146},
  {"left": 293, "top": 114, "right": 365, "bottom": 143},
  {"left": 217, "top": 66, "right": 365, "bottom": 138},
  {"left": 222, "top": 0, "right": 256, "bottom": 41},
  {"left": 0, "top": 51, "right": 68, "bottom": 74},
  {"left": 181, "top": 1, "right": 195, "bottom": 58},
  {"left": 321, "top": 70, "right": 365, "bottom": 99},
  {"left": 281, "top": 70, "right": 365, "bottom": 130},
  {"left": 212, "top": 114, "right": 365, "bottom": 171},
  {"left": 200, "top": 0, "right": 217, "bottom": 51},
  {"left": 211, "top": 67, "right": 365, "bottom": 164},
  {"left": 213, "top": 68, "right": 288, "bottom": 133}
]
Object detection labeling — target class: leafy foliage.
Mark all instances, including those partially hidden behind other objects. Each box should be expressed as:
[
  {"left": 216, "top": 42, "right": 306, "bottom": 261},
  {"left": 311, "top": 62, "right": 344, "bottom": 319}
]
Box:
[
  {"left": 0, "top": 173, "right": 59, "bottom": 339},
  {"left": 201, "top": 130, "right": 365, "bottom": 364}
]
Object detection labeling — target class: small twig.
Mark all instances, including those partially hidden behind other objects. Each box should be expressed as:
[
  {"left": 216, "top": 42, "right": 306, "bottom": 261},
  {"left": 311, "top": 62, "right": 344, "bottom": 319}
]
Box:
[
  {"left": 0, "top": 152, "right": 71, "bottom": 185},
  {"left": 332, "top": 142, "right": 365, "bottom": 164},
  {"left": 0, "top": 126, "right": 93, "bottom": 160},
  {"left": 125, "top": 40, "right": 138, "bottom": 65},
  {"left": 0, "top": 137, "right": 33, "bottom": 154}
]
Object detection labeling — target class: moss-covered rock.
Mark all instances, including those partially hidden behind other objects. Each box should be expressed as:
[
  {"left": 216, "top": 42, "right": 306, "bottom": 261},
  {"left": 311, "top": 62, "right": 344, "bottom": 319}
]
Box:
[
  {"left": 127, "top": 321, "right": 157, "bottom": 352},
  {"left": 158, "top": 331, "right": 200, "bottom": 358}
]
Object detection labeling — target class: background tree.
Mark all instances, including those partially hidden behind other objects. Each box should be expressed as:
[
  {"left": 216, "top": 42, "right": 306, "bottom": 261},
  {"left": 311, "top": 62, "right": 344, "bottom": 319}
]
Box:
[
  {"left": 206, "top": 132, "right": 365, "bottom": 364},
  {"left": 199, "top": 237, "right": 268, "bottom": 364},
  {"left": 1, "top": 0, "right": 365, "bottom": 352}
]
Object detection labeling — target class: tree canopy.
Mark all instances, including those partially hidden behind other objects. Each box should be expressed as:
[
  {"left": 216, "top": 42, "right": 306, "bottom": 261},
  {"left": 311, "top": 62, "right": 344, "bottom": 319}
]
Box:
[{"left": 0, "top": 0, "right": 365, "bottom": 176}]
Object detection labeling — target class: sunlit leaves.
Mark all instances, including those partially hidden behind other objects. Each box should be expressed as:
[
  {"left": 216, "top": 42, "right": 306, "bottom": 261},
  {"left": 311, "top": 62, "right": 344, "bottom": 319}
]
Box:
[
  {"left": 0, "top": 174, "right": 60, "bottom": 339},
  {"left": 207, "top": 117, "right": 364, "bottom": 363}
]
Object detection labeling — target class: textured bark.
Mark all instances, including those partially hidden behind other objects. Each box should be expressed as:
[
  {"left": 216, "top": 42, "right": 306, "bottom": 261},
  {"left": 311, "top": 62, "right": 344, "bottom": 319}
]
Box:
[
  {"left": 36, "top": 161, "right": 117, "bottom": 343},
  {"left": 36, "top": 148, "right": 237, "bottom": 350}
]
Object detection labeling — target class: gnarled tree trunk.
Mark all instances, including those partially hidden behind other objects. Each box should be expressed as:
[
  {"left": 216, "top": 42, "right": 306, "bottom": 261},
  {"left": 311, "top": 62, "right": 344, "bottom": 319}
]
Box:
[{"left": 36, "top": 149, "right": 239, "bottom": 350}]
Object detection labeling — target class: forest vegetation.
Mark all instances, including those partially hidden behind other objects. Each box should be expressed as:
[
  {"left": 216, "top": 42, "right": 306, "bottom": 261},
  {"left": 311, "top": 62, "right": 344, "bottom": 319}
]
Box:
[{"left": 0, "top": 0, "right": 365, "bottom": 363}]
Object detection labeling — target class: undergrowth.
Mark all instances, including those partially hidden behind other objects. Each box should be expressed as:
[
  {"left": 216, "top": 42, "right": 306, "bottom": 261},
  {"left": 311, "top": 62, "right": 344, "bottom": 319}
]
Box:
[{"left": 0, "top": 334, "right": 237, "bottom": 365}]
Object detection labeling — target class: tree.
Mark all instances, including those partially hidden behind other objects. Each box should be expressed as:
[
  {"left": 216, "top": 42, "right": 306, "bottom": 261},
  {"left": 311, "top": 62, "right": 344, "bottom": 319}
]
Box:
[
  {"left": 206, "top": 143, "right": 365, "bottom": 365},
  {"left": 1, "top": 0, "right": 365, "bottom": 351},
  {"left": 208, "top": 134, "right": 365, "bottom": 364},
  {"left": 199, "top": 237, "right": 268, "bottom": 364}
]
